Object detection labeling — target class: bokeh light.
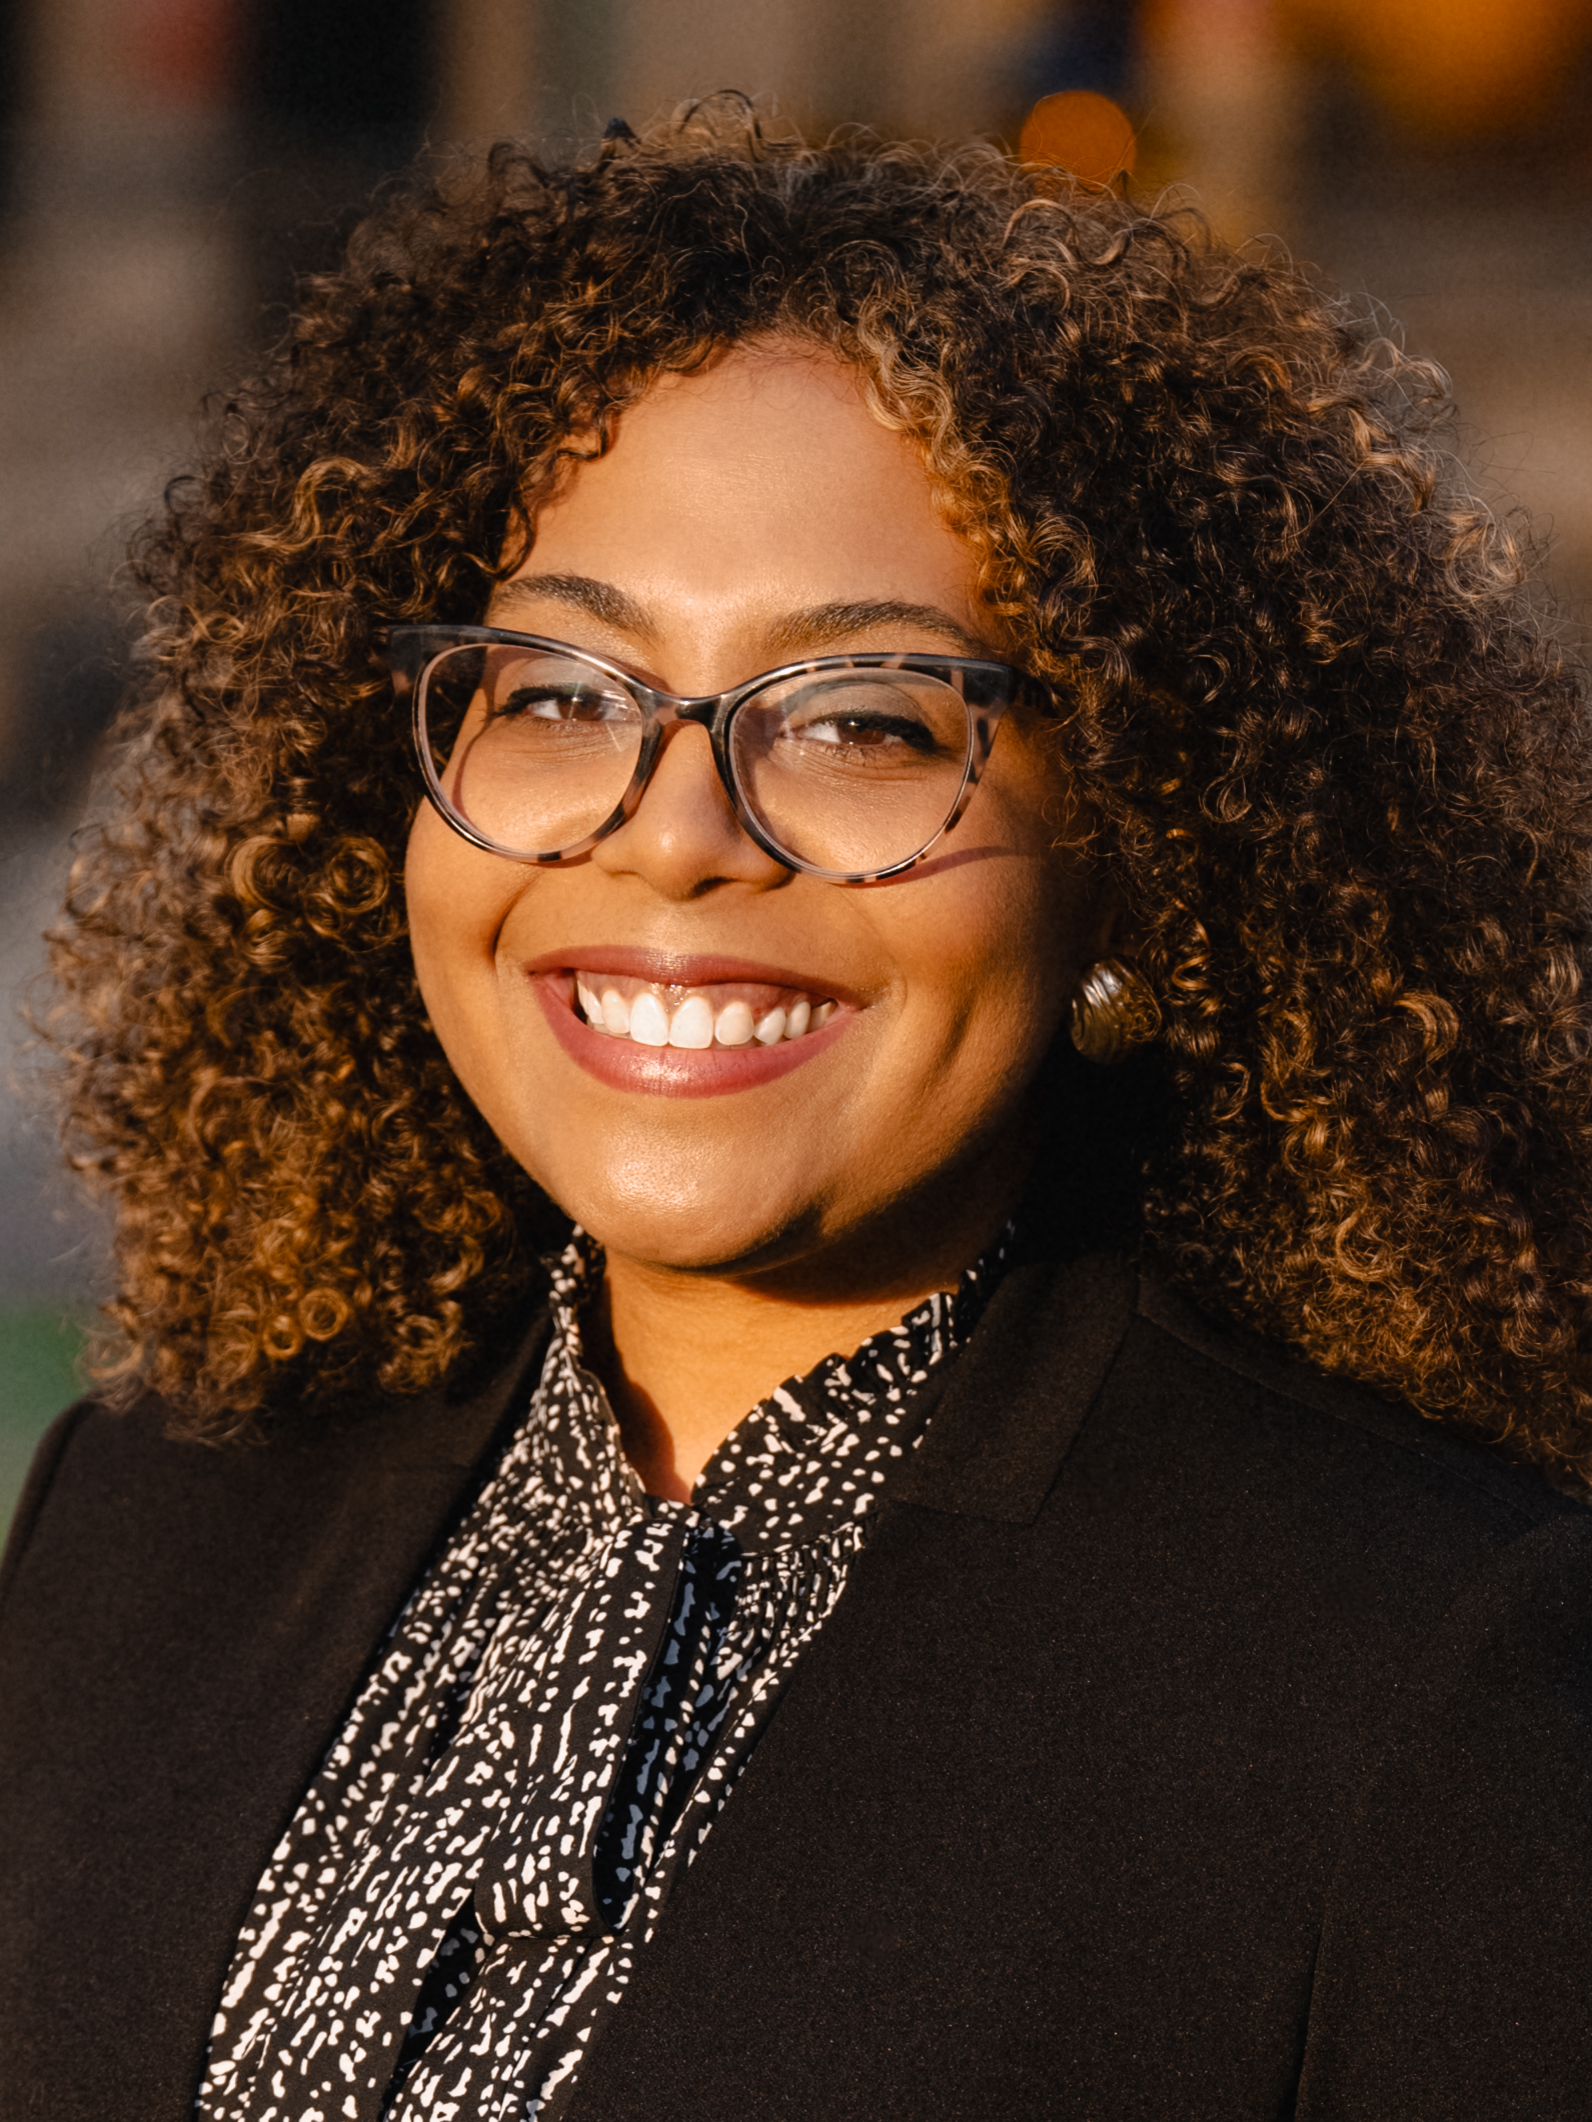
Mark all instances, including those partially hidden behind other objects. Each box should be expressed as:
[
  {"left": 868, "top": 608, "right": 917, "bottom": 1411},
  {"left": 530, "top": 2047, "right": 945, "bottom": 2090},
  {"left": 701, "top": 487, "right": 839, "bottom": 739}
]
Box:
[
  {"left": 1281, "top": 0, "right": 1592, "bottom": 137},
  {"left": 1019, "top": 89, "right": 1138, "bottom": 184}
]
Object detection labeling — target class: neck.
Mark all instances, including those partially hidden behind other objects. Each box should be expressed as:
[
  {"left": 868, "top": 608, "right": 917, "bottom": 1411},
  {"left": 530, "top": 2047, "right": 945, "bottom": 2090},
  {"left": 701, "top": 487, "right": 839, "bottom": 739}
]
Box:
[{"left": 582, "top": 1172, "right": 1025, "bottom": 1502}]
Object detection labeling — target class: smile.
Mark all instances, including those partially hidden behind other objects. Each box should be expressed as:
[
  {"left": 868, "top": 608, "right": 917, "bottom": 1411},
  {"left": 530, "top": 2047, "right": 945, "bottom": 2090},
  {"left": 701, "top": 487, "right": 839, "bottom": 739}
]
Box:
[
  {"left": 573, "top": 972, "right": 837, "bottom": 1049},
  {"left": 529, "top": 954, "right": 854, "bottom": 1098}
]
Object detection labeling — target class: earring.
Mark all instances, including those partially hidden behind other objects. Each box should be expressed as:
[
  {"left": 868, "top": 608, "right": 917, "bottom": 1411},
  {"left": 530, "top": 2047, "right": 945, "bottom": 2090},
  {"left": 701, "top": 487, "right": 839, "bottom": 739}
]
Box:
[{"left": 1070, "top": 958, "right": 1161, "bottom": 1064}]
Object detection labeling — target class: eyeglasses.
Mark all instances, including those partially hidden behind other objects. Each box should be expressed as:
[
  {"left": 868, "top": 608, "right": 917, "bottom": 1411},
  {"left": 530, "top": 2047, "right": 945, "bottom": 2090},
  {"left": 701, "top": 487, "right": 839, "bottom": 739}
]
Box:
[{"left": 384, "top": 625, "right": 1026, "bottom": 884}]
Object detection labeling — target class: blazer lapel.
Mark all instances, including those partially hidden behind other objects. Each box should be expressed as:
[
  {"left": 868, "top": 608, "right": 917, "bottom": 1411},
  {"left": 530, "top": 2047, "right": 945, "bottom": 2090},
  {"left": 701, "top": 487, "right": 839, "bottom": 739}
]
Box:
[{"left": 889, "top": 1249, "right": 1138, "bottom": 1520}]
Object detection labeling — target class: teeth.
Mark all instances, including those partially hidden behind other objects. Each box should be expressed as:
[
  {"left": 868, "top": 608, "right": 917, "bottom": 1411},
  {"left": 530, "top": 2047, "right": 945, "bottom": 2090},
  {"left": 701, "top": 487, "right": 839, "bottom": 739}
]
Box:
[
  {"left": 714, "top": 1000, "right": 755, "bottom": 1046},
  {"left": 574, "top": 978, "right": 835, "bottom": 1049},
  {"left": 667, "top": 995, "right": 714, "bottom": 1048},
  {"left": 628, "top": 991, "right": 670, "bottom": 1046}
]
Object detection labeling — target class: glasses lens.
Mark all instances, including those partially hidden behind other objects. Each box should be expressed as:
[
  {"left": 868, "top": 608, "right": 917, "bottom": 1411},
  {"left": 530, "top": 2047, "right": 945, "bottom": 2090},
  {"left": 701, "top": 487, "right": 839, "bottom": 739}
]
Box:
[
  {"left": 418, "top": 644, "right": 644, "bottom": 857},
  {"left": 729, "top": 668, "right": 974, "bottom": 876}
]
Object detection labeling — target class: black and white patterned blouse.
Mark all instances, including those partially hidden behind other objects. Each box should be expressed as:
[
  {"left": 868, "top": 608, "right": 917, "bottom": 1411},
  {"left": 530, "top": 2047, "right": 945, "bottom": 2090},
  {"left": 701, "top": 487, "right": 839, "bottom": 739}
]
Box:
[{"left": 197, "top": 1229, "right": 1006, "bottom": 2122}]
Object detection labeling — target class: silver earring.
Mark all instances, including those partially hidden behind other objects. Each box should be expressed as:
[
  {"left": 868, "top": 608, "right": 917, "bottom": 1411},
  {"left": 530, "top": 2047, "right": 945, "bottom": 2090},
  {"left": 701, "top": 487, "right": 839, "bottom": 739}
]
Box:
[{"left": 1069, "top": 958, "right": 1161, "bottom": 1064}]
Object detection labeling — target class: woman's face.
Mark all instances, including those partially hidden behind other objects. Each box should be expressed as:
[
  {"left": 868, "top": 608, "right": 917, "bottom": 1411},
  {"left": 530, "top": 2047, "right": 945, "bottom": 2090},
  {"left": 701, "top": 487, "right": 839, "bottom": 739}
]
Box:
[{"left": 406, "top": 344, "right": 1109, "bottom": 1287}]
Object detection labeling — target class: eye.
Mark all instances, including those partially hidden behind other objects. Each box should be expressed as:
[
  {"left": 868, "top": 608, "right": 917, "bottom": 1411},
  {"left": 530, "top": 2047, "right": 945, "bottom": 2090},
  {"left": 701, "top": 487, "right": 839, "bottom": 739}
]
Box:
[
  {"left": 776, "top": 680, "right": 958, "bottom": 760},
  {"left": 793, "top": 710, "right": 938, "bottom": 752},
  {"left": 493, "top": 683, "right": 637, "bottom": 726}
]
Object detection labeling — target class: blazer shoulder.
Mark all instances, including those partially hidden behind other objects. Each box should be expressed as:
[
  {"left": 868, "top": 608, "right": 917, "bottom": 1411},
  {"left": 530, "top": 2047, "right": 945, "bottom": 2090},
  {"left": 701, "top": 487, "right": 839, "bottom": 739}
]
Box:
[
  {"left": 0, "top": 1306, "right": 555, "bottom": 1677},
  {"left": 1132, "top": 1269, "right": 1582, "bottom": 1533},
  {"left": 0, "top": 1394, "right": 99, "bottom": 1612}
]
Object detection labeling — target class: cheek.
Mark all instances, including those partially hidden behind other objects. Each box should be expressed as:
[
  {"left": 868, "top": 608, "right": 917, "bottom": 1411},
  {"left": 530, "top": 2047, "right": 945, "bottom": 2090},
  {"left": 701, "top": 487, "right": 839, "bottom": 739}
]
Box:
[
  {"left": 977, "top": 876, "right": 1077, "bottom": 1046},
  {"left": 926, "top": 801, "right": 1094, "bottom": 1015},
  {"left": 404, "top": 807, "right": 515, "bottom": 1055},
  {"left": 969, "top": 758, "right": 1102, "bottom": 1014},
  {"left": 877, "top": 856, "right": 1089, "bottom": 1126}
]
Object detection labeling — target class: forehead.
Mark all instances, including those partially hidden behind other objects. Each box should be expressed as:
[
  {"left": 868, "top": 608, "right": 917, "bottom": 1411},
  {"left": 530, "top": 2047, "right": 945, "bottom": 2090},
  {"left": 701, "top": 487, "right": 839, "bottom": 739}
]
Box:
[
  {"left": 497, "top": 344, "right": 980, "bottom": 646},
  {"left": 554, "top": 343, "right": 909, "bottom": 506}
]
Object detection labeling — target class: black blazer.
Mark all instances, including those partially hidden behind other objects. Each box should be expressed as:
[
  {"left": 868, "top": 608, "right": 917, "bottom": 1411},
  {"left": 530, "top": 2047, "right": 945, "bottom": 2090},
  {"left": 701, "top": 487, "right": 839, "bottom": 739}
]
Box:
[{"left": 3, "top": 1252, "right": 1591, "bottom": 2121}]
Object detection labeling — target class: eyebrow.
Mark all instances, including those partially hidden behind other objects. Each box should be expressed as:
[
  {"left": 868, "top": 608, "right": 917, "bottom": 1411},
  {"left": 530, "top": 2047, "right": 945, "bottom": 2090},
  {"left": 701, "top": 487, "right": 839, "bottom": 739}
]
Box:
[
  {"left": 485, "top": 575, "right": 990, "bottom": 659},
  {"left": 487, "top": 573, "right": 656, "bottom": 641},
  {"left": 767, "top": 599, "right": 989, "bottom": 659}
]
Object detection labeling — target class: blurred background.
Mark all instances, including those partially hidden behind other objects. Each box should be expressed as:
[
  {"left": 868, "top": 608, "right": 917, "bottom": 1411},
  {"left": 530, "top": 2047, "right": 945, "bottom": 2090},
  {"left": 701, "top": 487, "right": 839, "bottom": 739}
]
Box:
[{"left": 3, "top": 0, "right": 1592, "bottom": 1525}]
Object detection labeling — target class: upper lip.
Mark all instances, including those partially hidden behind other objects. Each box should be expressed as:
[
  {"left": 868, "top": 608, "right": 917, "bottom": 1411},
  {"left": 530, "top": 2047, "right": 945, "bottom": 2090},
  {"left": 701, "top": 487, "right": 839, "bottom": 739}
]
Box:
[{"left": 521, "top": 945, "right": 862, "bottom": 1000}]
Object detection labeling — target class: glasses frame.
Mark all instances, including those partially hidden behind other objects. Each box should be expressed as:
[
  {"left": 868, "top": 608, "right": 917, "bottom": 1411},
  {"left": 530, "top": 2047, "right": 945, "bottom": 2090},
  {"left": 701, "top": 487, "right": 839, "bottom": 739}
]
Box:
[{"left": 384, "top": 623, "right": 1026, "bottom": 884}]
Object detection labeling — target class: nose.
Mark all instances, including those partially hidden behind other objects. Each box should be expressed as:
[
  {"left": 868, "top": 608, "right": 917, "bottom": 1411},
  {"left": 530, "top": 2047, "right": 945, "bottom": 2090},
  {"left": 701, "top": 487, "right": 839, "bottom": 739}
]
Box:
[{"left": 589, "top": 721, "right": 790, "bottom": 899}]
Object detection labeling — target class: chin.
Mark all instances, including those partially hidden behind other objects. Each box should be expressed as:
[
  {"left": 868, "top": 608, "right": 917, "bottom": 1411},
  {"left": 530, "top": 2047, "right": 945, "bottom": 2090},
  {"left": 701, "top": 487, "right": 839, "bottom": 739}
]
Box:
[{"left": 548, "top": 1169, "right": 820, "bottom": 1277}]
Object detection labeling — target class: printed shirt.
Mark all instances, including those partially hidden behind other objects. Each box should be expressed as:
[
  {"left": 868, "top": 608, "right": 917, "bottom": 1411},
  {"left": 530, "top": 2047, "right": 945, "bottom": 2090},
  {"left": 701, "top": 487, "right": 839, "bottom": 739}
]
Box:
[{"left": 197, "top": 1230, "right": 1005, "bottom": 2122}]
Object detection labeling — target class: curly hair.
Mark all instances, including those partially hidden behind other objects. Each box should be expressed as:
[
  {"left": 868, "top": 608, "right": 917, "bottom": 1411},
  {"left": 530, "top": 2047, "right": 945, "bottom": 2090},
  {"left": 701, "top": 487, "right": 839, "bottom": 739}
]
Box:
[{"left": 47, "top": 100, "right": 1592, "bottom": 1483}]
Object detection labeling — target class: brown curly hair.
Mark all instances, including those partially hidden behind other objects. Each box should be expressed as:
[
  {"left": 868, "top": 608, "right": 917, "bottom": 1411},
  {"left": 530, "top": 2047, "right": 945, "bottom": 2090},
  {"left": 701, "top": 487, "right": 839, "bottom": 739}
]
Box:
[{"left": 48, "top": 100, "right": 1592, "bottom": 1483}]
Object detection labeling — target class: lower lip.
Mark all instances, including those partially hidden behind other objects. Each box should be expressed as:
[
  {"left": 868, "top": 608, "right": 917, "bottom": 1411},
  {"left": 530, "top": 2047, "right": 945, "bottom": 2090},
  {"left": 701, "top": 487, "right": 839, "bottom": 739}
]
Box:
[{"left": 532, "top": 974, "right": 851, "bottom": 1097}]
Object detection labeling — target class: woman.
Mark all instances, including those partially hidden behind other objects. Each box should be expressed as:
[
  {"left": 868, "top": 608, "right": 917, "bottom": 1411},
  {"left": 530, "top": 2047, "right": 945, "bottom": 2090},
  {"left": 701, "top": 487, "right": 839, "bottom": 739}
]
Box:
[{"left": 3, "top": 106, "right": 1591, "bottom": 2120}]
